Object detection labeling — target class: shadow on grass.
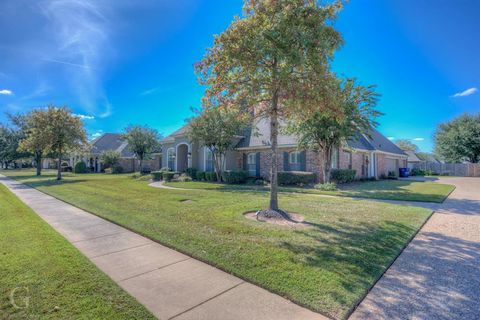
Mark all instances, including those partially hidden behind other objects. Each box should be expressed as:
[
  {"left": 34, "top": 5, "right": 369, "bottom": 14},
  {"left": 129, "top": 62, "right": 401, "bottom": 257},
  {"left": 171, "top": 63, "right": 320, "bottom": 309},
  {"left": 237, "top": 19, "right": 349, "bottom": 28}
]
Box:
[{"left": 0, "top": 174, "right": 85, "bottom": 189}]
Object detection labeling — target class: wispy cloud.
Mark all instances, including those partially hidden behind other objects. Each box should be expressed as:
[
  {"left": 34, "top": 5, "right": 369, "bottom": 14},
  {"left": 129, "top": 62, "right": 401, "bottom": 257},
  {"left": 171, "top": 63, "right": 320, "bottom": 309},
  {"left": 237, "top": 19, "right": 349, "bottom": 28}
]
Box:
[
  {"left": 412, "top": 137, "right": 424, "bottom": 141},
  {"left": 73, "top": 113, "right": 95, "bottom": 120},
  {"left": 39, "top": 0, "right": 113, "bottom": 117},
  {"left": 90, "top": 130, "right": 103, "bottom": 140},
  {"left": 452, "top": 87, "right": 478, "bottom": 98},
  {"left": 387, "top": 137, "right": 395, "bottom": 140},
  {"left": 141, "top": 86, "right": 161, "bottom": 96},
  {"left": 0, "top": 89, "right": 14, "bottom": 95}
]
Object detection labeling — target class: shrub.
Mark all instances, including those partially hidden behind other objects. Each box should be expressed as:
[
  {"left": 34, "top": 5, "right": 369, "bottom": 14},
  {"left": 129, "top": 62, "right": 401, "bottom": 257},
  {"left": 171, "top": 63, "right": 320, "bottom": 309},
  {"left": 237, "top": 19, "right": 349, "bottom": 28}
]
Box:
[
  {"left": 222, "top": 170, "right": 248, "bottom": 184},
  {"left": 205, "top": 172, "right": 217, "bottom": 182},
  {"left": 112, "top": 165, "right": 124, "bottom": 174},
  {"left": 196, "top": 171, "right": 206, "bottom": 181},
  {"left": 277, "top": 171, "right": 316, "bottom": 185},
  {"left": 74, "top": 161, "right": 87, "bottom": 174},
  {"left": 314, "top": 182, "right": 337, "bottom": 191},
  {"left": 410, "top": 168, "right": 425, "bottom": 176},
  {"left": 178, "top": 174, "right": 193, "bottom": 182},
  {"left": 161, "top": 167, "right": 172, "bottom": 172},
  {"left": 379, "top": 173, "right": 388, "bottom": 180},
  {"left": 162, "top": 171, "right": 175, "bottom": 182},
  {"left": 330, "top": 169, "right": 356, "bottom": 183},
  {"left": 104, "top": 168, "right": 112, "bottom": 174},
  {"left": 387, "top": 171, "right": 398, "bottom": 179},
  {"left": 151, "top": 171, "right": 162, "bottom": 181},
  {"left": 185, "top": 167, "right": 198, "bottom": 179},
  {"left": 100, "top": 150, "right": 120, "bottom": 169}
]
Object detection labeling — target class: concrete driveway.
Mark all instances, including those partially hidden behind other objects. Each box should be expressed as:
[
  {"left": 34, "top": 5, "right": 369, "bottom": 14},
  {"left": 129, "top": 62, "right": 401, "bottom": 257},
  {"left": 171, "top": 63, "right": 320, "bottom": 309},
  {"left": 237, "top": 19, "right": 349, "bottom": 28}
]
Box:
[{"left": 351, "top": 177, "right": 480, "bottom": 320}]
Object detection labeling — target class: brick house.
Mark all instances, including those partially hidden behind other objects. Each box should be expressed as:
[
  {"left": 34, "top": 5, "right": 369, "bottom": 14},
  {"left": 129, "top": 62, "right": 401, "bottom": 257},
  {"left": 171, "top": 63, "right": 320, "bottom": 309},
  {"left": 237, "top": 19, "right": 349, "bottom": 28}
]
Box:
[
  {"left": 70, "top": 133, "right": 162, "bottom": 173},
  {"left": 161, "top": 117, "right": 407, "bottom": 182}
]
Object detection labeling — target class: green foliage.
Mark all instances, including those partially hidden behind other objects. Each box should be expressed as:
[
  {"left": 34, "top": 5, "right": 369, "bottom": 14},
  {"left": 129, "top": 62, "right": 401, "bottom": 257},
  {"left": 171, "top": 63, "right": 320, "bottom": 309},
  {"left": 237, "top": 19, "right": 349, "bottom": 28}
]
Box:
[
  {"left": 387, "top": 171, "right": 398, "bottom": 179},
  {"left": 151, "top": 171, "right": 163, "bottom": 181},
  {"left": 178, "top": 174, "right": 193, "bottom": 182},
  {"left": 74, "top": 161, "right": 87, "bottom": 174},
  {"left": 195, "top": 0, "right": 344, "bottom": 209},
  {"left": 314, "top": 182, "right": 337, "bottom": 191},
  {"left": 104, "top": 168, "right": 112, "bottom": 174},
  {"left": 330, "top": 169, "right": 356, "bottom": 183},
  {"left": 395, "top": 139, "right": 419, "bottom": 152},
  {"left": 434, "top": 113, "right": 480, "bottom": 163},
  {"left": 161, "top": 167, "right": 171, "bottom": 172},
  {"left": 205, "top": 172, "right": 217, "bottom": 182},
  {"left": 278, "top": 171, "right": 316, "bottom": 185},
  {"left": 112, "top": 165, "right": 124, "bottom": 174},
  {"left": 100, "top": 150, "right": 121, "bottom": 169},
  {"left": 185, "top": 167, "right": 198, "bottom": 179},
  {"left": 162, "top": 171, "right": 175, "bottom": 182},
  {"left": 410, "top": 168, "right": 426, "bottom": 176},
  {"left": 221, "top": 170, "right": 248, "bottom": 184},
  {"left": 196, "top": 171, "right": 206, "bottom": 181},
  {"left": 123, "top": 125, "right": 161, "bottom": 171}
]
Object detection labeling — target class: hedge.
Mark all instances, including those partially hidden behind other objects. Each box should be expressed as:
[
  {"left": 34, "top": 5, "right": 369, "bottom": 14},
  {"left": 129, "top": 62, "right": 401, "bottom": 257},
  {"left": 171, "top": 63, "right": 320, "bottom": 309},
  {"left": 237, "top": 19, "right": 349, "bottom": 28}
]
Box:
[
  {"left": 74, "top": 161, "right": 87, "bottom": 174},
  {"left": 222, "top": 170, "right": 248, "bottom": 184},
  {"left": 162, "top": 171, "right": 175, "bottom": 182},
  {"left": 186, "top": 167, "right": 198, "bottom": 179},
  {"left": 330, "top": 169, "right": 356, "bottom": 183},
  {"left": 151, "top": 171, "right": 162, "bottom": 181},
  {"left": 112, "top": 165, "right": 124, "bottom": 174},
  {"left": 196, "top": 171, "right": 206, "bottom": 181},
  {"left": 205, "top": 172, "right": 217, "bottom": 182},
  {"left": 277, "top": 171, "right": 316, "bottom": 185}
]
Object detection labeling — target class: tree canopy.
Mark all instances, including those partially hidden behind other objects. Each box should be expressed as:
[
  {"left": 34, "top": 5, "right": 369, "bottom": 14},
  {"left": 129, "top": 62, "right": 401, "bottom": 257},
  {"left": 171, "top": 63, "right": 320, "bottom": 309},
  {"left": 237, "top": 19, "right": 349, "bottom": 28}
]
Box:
[
  {"left": 187, "top": 106, "right": 250, "bottom": 181},
  {"left": 434, "top": 113, "right": 480, "bottom": 163},
  {"left": 122, "top": 125, "right": 161, "bottom": 172},
  {"left": 395, "top": 139, "right": 419, "bottom": 152},
  {"left": 195, "top": 0, "right": 343, "bottom": 215}
]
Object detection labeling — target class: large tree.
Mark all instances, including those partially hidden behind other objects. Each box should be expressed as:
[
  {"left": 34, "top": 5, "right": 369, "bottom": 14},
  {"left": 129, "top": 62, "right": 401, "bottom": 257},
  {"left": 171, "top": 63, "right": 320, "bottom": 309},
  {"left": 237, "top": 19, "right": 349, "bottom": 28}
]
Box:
[
  {"left": 17, "top": 110, "right": 52, "bottom": 176},
  {"left": 195, "top": 0, "right": 343, "bottom": 217},
  {"left": 287, "top": 77, "right": 380, "bottom": 183},
  {"left": 434, "top": 113, "right": 480, "bottom": 163},
  {"left": 0, "top": 125, "right": 23, "bottom": 169},
  {"left": 40, "top": 106, "right": 88, "bottom": 180},
  {"left": 395, "top": 139, "right": 418, "bottom": 152},
  {"left": 187, "top": 106, "right": 250, "bottom": 181},
  {"left": 122, "top": 125, "right": 160, "bottom": 173}
]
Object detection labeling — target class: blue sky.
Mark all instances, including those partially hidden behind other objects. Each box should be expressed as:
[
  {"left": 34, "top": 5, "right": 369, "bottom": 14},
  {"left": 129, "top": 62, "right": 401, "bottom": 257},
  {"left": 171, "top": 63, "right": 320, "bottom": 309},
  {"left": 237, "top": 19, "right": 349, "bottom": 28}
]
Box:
[{"left": 0, "top": 0, "right": 479, "bottom": 151}]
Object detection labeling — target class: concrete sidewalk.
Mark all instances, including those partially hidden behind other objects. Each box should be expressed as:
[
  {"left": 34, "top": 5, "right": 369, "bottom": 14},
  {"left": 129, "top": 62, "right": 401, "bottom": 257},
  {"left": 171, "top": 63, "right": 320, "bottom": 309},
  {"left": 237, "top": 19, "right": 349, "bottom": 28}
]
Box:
[
  {"left": 351, "top": 177, "right": 480, "bottom": 320},
  {"left": 0, "top": 175, "right": 326, "bottom": 320}
]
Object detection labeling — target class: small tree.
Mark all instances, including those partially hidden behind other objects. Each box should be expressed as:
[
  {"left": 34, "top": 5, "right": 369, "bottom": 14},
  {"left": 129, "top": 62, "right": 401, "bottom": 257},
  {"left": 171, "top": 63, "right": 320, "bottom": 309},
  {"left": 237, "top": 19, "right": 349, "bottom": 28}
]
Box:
[
  {"left": 395, "top": 139, "right": 418, "bottom": 152},
  {"left": 41, "top": 106, "right": 88, "bottom": 180},
  {"left": 187, "top": 106, "right": 250, "bottom": 181},
  {"left": 122, "top": 125, "right": 160, "bottom": 173},
  {"left": 100, "top": 150, "right": 121, "bottom": 169},
  {"left": 196, "top": 0, "right": 343, "bottom": 217},
  {"left": 17, "top": 110, "right": 51, "bottom": 176},
  {"left": 434, "top": 113, "right": 480, "bottom": 163},
  {"left": 0, "top": 124, "right": 26, "bottom": 169},
  {"left": 287, "top": 77, "right": 380, "bottom": 183}
]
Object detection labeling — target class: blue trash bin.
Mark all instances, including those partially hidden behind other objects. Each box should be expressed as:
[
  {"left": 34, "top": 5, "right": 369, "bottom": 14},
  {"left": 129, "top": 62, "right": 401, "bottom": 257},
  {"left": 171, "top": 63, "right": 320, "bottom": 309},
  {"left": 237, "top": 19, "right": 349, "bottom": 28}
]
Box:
[{"left": 399, "top": 168, "right": 409, "bottom": 178}]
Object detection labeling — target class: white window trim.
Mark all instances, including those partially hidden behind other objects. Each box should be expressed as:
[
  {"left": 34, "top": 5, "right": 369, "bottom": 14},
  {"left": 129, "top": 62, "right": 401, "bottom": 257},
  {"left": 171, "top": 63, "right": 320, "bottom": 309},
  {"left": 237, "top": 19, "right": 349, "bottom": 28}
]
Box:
[{"left": 167, "top": 147, "right": 175, "bottom": 171}]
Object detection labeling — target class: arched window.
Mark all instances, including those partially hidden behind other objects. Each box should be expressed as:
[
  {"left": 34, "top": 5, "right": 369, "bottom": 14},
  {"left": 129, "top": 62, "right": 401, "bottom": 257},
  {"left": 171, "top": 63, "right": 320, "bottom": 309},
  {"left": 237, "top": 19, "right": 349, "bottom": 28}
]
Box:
[
  {"left": 167, "top": 148, "right": 175, "bottom": 170},
  {"left": 289, "top": 151, "right": 301, "bottom": 171}
]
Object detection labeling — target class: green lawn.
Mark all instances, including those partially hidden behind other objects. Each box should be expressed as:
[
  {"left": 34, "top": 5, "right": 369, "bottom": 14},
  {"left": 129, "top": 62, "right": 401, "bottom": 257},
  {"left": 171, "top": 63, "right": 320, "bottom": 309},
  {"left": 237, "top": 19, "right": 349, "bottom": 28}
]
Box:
[
  {"left": 1, "top": 170, "right": 432, "bottom": 319},
  {"left": 0, "top": 183, "right": 155, "bottom": 320},
  {"left": 165, "top": 179, "right": 455, "bottom": 203}
]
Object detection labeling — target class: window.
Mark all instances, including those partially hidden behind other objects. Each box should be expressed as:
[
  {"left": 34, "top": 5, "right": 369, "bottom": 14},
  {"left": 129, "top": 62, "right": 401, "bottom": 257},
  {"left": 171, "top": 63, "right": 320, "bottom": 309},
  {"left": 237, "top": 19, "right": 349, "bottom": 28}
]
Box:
[
  {"left": 167, "top": 148, "right": 175, "bottom": 170},
  {"left": 345, "top": 151, "right": 352, "bottom": 170},
  {"left": 205, "top": 148, "right": 214, "bottom": 172},
  {"left": 289, "top": 151, "right": 301, "bottom": 171},
  {"left": 331, "top": 149, "right": 339, "bottom": 169},
  {"left": 247, "top": 153, "right": 256, "bottom": 176}
]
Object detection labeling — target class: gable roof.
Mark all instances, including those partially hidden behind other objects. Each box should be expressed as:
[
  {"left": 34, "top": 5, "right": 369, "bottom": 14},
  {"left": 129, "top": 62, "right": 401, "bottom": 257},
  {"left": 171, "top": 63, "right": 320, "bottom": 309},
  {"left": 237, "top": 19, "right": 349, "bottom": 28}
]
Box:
[
  {"left": 91, "top": 133, "right": 135, "bottom": 158},
  {"left": 164, "top": 118, "right": 406, "bottom": 157},
  {"left": 405, "top": 150, "right": 422, "bottom": 162}
]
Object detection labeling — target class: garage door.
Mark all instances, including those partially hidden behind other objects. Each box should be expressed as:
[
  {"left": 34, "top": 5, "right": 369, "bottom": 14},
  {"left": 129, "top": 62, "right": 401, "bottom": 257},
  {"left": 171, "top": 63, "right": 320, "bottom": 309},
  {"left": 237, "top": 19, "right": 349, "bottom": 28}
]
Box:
[{"left": 386, "top": 158, "right": 398, "bottom": 174}]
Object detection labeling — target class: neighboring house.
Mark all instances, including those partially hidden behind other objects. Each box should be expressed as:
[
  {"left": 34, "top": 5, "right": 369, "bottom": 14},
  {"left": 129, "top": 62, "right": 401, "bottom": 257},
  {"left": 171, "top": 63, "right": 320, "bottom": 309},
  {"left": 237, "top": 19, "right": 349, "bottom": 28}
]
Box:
[
  {"left": 161, "top": 117, "right": 407, "bottom": 181},
  {"left": 405, "top": 150, "right": 422, "bottom": 169},
  {"left": 70, "top": 133, "right": 162, "bottom": 173}
]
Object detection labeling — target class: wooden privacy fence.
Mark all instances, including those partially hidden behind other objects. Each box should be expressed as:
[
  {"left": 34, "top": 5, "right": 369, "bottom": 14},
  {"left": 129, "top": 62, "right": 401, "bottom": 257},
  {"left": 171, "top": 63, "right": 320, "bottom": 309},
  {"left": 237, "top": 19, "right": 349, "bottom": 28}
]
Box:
[{"left": 410, "top": 162, "right": 480, "bottom": 177}]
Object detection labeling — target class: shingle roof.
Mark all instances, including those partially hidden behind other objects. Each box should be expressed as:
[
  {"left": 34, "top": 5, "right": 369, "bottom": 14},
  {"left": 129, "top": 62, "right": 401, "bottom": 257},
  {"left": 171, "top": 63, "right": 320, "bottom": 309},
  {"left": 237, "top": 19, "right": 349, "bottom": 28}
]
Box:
[
  {"left": 166, "top": 118, "right": 406, "bottom": 157},
  {"left": 91, "top": 133, "right": 135, "bottom": 157},
  {"left": 405, "top": 150, "right": 422, "bottom": 162}
]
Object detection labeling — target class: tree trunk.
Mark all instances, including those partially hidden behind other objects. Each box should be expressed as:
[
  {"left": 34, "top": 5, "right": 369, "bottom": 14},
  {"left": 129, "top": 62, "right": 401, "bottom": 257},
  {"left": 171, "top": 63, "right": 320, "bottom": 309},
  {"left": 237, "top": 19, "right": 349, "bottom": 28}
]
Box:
[
  {"left": 139, "top": 157, "right": 143, "bottom": 173},
  {"left": 322, "top": 146, "right": 332, "bottom": 184},
  {"left": 213, "top": 153, "right": 222, "bottom": 182},
  {"left": 35, "top": 152, "right": 42, "bottom": 176},
  {"left": 269, "top": 91, "right": 280, "bottom": 211},
  {"left": 56, "top": 152, "right": 62, "bottom": 181}
]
